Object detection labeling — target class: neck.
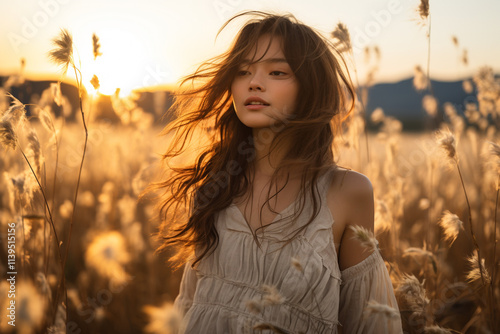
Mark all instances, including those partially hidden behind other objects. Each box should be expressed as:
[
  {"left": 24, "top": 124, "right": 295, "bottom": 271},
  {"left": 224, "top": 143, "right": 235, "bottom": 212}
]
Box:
[{"left": 251, "top": 127, "right": 290, "bottom": 177}]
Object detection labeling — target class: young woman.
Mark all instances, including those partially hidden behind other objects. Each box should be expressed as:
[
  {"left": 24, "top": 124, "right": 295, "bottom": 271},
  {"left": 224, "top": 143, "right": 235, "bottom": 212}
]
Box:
[{"left": 156, "top": 11, "right": 402, "bottom": 333}]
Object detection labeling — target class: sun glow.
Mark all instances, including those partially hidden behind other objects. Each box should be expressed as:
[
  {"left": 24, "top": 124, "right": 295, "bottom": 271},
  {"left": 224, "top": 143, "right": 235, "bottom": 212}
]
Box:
[{"left": 73, "top": 27, "right": 151, "bottom": 96}]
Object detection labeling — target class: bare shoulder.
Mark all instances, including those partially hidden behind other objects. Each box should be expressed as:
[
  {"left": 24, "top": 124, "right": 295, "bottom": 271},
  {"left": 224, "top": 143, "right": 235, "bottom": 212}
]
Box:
[
  {"left": 328, "top": 167, "right": 373, "bottom": 205},
  {"left": 327, "top": 168, "right": 376, "bottom": 269},
  {"left": 327, "top": 168, "right": 375, "bottom": 248}
]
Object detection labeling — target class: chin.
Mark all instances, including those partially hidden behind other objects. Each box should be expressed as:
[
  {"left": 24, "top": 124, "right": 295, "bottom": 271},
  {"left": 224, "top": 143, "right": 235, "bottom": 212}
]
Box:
[{"left": 236, "top": 113, "right": 287, "bottom": 130}]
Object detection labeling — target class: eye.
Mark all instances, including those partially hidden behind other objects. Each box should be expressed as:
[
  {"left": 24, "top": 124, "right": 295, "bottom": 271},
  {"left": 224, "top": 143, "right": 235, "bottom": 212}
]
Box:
[
  {"left": 236, "top": 70, "right": 250, "bottom": 76},
  {"left": 270, "top": 71, "right": 286, "bottom": 76}
]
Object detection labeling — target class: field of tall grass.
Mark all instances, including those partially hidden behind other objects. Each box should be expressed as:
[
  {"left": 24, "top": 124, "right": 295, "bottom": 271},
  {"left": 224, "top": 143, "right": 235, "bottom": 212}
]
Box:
[{"left": 1, "top": 3, "right": 500, "bottom": 334}]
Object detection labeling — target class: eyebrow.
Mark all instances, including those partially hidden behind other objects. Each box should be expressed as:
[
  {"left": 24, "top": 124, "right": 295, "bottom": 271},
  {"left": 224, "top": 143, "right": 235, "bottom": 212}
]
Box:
[{"left": 241, "top": 57, "right": 289, "bottom": 65}]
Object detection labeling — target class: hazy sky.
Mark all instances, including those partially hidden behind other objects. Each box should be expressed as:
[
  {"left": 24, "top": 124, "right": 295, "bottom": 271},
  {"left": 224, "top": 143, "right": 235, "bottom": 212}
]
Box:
[{"left": 1, "top": 0, "right": 499, "bottom": 94}]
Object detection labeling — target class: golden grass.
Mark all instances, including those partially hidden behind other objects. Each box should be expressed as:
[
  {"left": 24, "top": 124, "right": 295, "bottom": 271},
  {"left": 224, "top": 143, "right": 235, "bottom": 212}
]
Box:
[{"left": 1, "top": 24, "right": 499, "bottom": 334}]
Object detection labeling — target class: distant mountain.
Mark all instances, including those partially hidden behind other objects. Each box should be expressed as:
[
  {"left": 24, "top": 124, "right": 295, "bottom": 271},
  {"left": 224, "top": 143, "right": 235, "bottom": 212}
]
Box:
[
  {"left": 1, "top": 75, "right": 476, "bottom": 131},
  {"left": 364, "top": 78, "right": 474, "bottom": 131},
  {"left": 0, "top": 75, "right": 80, "bottom": 119}
]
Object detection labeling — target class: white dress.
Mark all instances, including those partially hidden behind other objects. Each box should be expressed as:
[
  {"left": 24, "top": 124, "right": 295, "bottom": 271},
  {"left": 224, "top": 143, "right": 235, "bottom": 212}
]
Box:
[{"left": 174, "top": 168, "right": 403, "bottom": 333}]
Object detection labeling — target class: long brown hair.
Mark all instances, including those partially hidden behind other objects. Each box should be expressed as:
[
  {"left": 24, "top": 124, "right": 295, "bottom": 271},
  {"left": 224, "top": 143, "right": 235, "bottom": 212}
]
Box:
[{"left": 154, "top": 11, "right": 355, "bottom": 267}]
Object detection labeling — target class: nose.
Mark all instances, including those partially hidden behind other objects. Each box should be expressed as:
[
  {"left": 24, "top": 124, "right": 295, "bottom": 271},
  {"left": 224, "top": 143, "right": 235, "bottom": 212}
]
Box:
[{"left": 248, "top": 72, "right": 265, "bottom": 91}]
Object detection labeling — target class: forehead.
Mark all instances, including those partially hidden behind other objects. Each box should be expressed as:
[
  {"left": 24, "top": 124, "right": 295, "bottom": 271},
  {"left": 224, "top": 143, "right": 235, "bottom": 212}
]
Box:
[{"left": 243, "top": 34, "right": 285, "bottom": 62}]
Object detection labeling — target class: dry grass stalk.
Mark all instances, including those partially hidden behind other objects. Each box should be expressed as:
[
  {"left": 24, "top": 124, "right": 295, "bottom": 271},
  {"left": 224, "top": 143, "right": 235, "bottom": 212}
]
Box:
[
  {"left": 436, "top": 130, "right": 486, "bottom": 286},
  {"left": 490, "top": 141, "right": 500, "bottom": 328},
  {"left": 48, "top": 29, "right": 89, "bottom": 323}
]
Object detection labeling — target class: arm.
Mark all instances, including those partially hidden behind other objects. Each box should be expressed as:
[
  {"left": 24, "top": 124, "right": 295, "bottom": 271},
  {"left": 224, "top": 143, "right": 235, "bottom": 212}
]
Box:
[
  {"left": 328, "top": 170, "right": 402, "bottom": 333},
  {"left": 173, "top": 261, "right": 198, "bottom": 317},
  {"left": 336, "top": 171, "right": 375, "bottom": 270}
]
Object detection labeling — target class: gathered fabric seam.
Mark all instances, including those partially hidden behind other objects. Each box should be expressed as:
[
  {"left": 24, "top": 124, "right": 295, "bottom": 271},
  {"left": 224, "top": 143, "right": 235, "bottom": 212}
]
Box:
[{"left": 195, "top": 273, "right": 340, "bottom": 327}]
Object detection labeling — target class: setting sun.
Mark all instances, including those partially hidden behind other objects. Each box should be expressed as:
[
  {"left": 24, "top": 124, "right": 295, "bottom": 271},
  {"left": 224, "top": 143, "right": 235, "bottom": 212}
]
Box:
[{"left": 73, "top": 27, "right": 150, "bottom": 96}]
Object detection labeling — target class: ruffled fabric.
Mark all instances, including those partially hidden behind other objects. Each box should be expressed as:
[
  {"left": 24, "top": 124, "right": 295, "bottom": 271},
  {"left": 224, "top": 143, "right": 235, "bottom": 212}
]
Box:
[
  {"left": 339, "top": 251, "right": 403, "bottom": 333},
  {"left": 173, "top": 168, "right": 402, "bottom": 334}
]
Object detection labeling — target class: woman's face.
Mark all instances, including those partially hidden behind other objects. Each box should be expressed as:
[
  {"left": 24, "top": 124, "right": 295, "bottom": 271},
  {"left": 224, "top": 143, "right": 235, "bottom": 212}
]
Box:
[{"left": 231, "top": 35, "right": 299, "bottom": 129}]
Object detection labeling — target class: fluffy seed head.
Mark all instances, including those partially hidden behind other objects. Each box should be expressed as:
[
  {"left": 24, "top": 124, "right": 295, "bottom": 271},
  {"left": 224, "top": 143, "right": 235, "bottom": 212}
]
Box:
[
  {"left": 331, "top": 22, "right": 352, "bottom": 53},
  {"left": 16, "top": 280, "right": 46, "bottom": 333},
  {"left": 0, "top": 94, "right": 27, "bottom": 150},
  {"left": 436, "top": 130, "right": 457, "bottom": 161},
  {"left": 403, "top": 247, "right": 435, "bottom": 259},
  {"left": 51, "top": 82, "right": 62, "bottom": 106},
  {"left": 418, "top": 0, "right": 430, "bottom": 20},
  {"left": 92, "top": 33, "right": 103, "bottom": 60},
  {"left": 462, "top": 49, "right": 468, "bottom": 66},
  {"left": 370, "top": 108, "right": 385, "bottom": 124},
  {"left": 0, "top": 120, "right": 17, "bottom": 150},
  {"left": 59, "top": 199, "right": 74, "bottom": 220},
  {"left": 39, "top": 106, "right": 56, "bottom": 134},
  {"left": 489, "top": 141, "right": 500, "bottom": 173},
  {"left": 462, "top": 80, "right": 473, "bottom": 94},
  {"left": 27, "top": 129, "right": 43, "bottom": 176},
  {"left": 143, "top": 302, "right": 181, "bottom": 334},
  {"left": 85, "top": 231, "right": 131, "bottom": 284},
  {"left": 5, "top": 93, "right": 26, "bottom": 123},
  {"left": 423, "top": 95, "right": 438, "bottom": 117},
  {"left": 413, "top": 65, "right": 428, "bottom": 91},
  {"left": 90, "top": 75, "right": 100, "bottom": 90},
  {"left": 438, "top": 210, "right": 463, "bottom": 245},
  {"left": 349, "top": 225, "right": 378, "bottom": 253},
  {"left": 396, "top": 275, "right": 429, "bottom": 316},
  {"left": 48, "top": 28, "right": 74, "bottom": 73},
  {"left": 363, "top": 300, "right": 400, "bottom": 320},
  {"left": 466, "top": 250, "right": 491, "bottom": 285},
  {"left": 246, "top": 299, "right": 263, "bottom": 314},
  {"left": 261, "top": 284, "right": 285, "bottom": 305}
]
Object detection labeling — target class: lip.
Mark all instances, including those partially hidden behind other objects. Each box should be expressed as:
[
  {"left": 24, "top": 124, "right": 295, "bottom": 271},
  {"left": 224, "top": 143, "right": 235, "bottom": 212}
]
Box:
[{"left": 244, "top": 96, "right": 270, "bottom": 107}]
